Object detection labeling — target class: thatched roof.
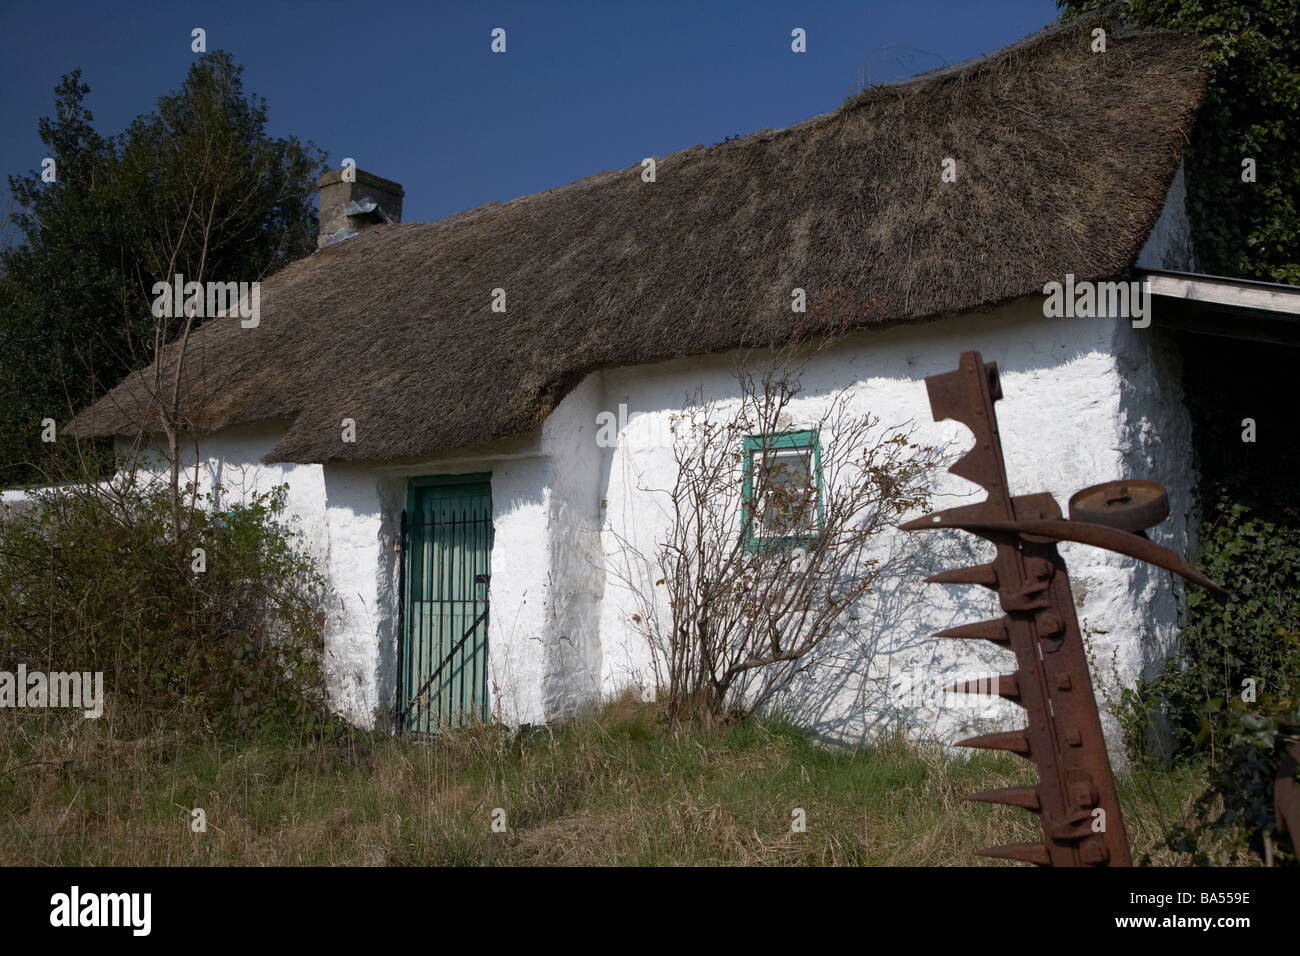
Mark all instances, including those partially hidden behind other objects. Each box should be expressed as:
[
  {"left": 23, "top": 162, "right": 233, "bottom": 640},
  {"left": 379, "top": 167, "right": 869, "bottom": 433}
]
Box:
[{"left": 70, "top": 14, "right": 1206, "bottom": 464}]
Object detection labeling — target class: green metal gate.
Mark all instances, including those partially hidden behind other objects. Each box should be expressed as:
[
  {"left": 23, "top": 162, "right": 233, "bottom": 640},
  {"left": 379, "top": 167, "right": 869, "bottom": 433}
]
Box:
[{"left": 399, "top": 474, "right": 493, "bottom": 733}]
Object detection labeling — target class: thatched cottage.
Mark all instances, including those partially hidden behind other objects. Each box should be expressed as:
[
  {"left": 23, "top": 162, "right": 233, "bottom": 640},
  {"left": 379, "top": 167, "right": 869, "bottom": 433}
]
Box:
[{"left": 70, "top": 18, "right": 1236, "bottom": 748}]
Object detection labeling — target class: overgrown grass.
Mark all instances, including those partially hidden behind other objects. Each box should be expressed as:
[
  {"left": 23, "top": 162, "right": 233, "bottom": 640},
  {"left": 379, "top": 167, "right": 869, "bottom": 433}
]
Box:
[{"left": 0, "top": 696, "right": 1234, "bottom": 866}]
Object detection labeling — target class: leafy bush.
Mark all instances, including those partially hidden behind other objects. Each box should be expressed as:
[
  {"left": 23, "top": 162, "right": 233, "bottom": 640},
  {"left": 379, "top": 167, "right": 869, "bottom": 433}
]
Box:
[
  {"left": 1167, "top": 698, "right": 1299, "bottom": 865},
  {"left": 0, "top": 466, "right": 329, "bottom": 736},
  {"left": 1143, "top": 334, "right": 1300, "bottom": 863},
  {"left": 1156, "top": 495, "right": 1300, "bottom": 757}
]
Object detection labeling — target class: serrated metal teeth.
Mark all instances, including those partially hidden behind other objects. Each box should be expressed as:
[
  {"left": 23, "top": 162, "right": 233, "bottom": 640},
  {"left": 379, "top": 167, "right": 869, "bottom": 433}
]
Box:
[
  {"left": 932, "top": 617, "right": 1011, "bottom": 646},
  {"left": 976, "top": 842, "right": 1052, "bottom": 866},
  {"left": 966, "top": 786, "right": 1042, "bottom": 811},
  {"left": 956, "top": 729, "right": 1031, "bottom": 755},
  {"left": 946, "top": 672, "right": 1021, "bottom": 703},
  {"left": 924, "top": 562, "right": 999, "bottom": 589}
]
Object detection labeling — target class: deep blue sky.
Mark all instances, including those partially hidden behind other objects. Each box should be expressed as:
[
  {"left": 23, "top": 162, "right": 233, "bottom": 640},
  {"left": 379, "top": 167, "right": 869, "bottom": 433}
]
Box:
[{"left": 1, "top": 0, "right": 1061, "bottom": 225}]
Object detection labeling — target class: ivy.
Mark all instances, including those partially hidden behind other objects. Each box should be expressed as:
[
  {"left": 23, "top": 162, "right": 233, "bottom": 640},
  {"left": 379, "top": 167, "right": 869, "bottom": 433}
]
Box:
[
  {"left": 1143, "top": 334, "right": 1300, "bottom": 863},
  {"left": 1060, "top": 0, "right": 1300, "bottom": 283}
]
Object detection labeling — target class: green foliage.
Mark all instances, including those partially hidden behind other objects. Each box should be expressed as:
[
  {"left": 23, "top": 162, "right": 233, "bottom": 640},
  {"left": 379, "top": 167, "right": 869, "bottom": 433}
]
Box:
[
  {"left": 1059, "top": 1, "right": 1300, "bottom": 283},
  {"left": 1142, "top": 334, "right": 1300, "bottom": 862},
  {"left": 1157, "top": 492, "right": 1300, "bottom": 863},
  {"left": 0, "top": 695, "right": 1216, "bottom": 865},
  {"left": 1159, "top": 337, "right": 1300, "bottom": 754},
  {"left": 1119, "top": 677, "right": 1165, "bottom": 764},
  {"left": 0, "top": 464, "right": 330, "bottom": 736},
  {"left": 1160, "top": 496, "right": 1300, "bottom": 755},
  {"left": 0, "top": 54, "right": 326, "bottom": 486},
  {"left": 1167, "top": 700, "right": 1299, "bottom": 865}
]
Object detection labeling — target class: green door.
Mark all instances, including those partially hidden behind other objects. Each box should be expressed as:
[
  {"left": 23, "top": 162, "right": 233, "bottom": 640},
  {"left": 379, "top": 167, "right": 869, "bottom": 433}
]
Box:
[{"left": 401, "top": 474, "right": 493, "bottom": 733}]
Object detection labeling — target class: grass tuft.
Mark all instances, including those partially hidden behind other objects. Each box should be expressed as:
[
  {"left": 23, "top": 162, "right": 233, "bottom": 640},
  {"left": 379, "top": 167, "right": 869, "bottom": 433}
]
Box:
[{"left": 0, "top": 696, "right": 1231, "bottom": 866}]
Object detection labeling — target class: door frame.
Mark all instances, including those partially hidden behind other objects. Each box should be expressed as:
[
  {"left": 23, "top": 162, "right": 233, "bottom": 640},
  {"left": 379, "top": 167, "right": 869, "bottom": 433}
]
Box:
[{"left": 399, "top": 472, "right": 493, "bottom": 733}]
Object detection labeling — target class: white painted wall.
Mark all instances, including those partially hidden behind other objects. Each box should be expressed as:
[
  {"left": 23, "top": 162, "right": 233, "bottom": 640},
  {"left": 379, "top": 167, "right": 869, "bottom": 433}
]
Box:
[
  {"left": 1137, "top": 162, "right": 1195, "bottom": 273},
  {"left": 104, "top": 425, "right": 562, "bottom": 728},
  {"left": 318, "top": 464, "right": 384, "bottom": 725},
  {"left": 592, "top": 297, "right": 1197, "bottom": 756},
  {"left": 537, "top": 375, "right": 605, "bottom": 719},
  {"left": 129, "top": 423, "right": 329, "bottom": 559},
  {"left": 1090, "top": 320, "right": 1197, "bottom": 755}
]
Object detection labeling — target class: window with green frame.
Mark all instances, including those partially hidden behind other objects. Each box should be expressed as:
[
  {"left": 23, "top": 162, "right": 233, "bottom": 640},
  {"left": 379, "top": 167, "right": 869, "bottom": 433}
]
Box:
[{"left": 741, "top": 429, "right": 825, "bottom": 552}]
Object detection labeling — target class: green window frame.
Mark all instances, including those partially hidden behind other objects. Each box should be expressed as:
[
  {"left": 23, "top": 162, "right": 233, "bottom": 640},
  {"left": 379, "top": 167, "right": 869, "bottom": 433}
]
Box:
[{"left": 741, "top": 429, "right": 825, "bottom": 552}]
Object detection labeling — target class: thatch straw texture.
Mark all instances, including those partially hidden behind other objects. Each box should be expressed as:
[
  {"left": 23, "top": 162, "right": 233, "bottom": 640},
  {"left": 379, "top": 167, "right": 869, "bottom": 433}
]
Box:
[{"left": 70, "top": 15, "right": 1205, "bottom": 464}]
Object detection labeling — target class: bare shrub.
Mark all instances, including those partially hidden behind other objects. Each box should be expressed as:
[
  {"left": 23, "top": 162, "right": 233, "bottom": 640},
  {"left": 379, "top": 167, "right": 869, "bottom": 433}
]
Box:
[{"left": 610, "top": 348, "right": 940, "bottom": 725}]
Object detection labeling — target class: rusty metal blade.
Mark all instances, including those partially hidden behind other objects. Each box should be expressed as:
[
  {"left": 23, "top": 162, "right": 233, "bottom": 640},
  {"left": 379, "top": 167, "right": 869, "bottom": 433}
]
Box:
[
  {"left": 947, "top": 673, "right": 1021, "bottom": 703},
  {"left": 967, "top": 786, "right": 1042, "bottom": 811},
  {"left": 921, "top": 355, "right": 1011, "bottom": 505},
  {"left": 977, "top": 843, "right": 1052, "bottom": 865},
  {"left": 910, "top": 514, "right": 1226, "bottom": 596},
  {"left": 900, "top": 499, "right": 1008, "bottom": 533},
  {"left": 933, "top": 618, "right": 1011, "bottom": 646},
  {"left": 906, "top": 352, "right": 1147, "bottom": 866},
  {"left": 956, "top": 730, "right": 1031, "bottom": 755},
  {"left": 924, "top": 563, "right": 999, "bottom": 588},
  {"left": 902, "top": 493, "right": 1065, "bottom": 532}
]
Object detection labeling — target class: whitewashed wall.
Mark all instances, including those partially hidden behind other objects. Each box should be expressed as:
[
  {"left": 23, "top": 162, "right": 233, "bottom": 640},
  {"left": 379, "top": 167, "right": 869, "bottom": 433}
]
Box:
[
  {"left": 117, "top": 426, "right": 560, "bottom": 729},
  {"left": 274, "top": 429, "right": 604, "bottom": 729},
  {"left": 593, "top": 298, "right": 1197, "bottom": 756}
]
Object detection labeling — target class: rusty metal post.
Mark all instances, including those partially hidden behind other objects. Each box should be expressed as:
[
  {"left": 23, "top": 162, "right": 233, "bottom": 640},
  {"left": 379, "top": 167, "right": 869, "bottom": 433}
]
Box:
[{"left": 901, "top": 351, "right": 1225, "bottom": 866}]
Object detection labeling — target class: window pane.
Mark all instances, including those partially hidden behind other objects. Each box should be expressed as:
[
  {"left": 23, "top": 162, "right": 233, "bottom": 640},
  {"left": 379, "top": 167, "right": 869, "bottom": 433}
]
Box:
[{"left": 753, "top": 446, "right": 816, "bottom": 537}]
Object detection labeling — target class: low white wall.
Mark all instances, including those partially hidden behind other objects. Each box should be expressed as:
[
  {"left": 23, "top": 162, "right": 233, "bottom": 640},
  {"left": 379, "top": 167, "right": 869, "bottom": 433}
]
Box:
[{"left": 153, "top": 423, "right": 329, "bottom": 561}]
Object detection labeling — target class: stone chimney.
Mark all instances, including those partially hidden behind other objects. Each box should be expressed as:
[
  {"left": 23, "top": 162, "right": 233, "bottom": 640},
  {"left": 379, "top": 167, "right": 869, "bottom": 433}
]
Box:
[{"left": 317, "top": 168, "right": 405, "bottom": 248}]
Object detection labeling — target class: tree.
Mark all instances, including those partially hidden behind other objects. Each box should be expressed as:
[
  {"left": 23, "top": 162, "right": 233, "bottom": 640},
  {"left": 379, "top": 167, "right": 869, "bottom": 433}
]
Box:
[
  {"left": 1058, "top": 1, "right": 1300, "bottom": 284},
  {"left": 608, "top": 349, "right": 938, "bottom": 725},
  {"left": 0, "top": 54, "right": 326, "bottom": 487},
  {"left": 0, "top": 71, "right": 120, "bottom": 486}
]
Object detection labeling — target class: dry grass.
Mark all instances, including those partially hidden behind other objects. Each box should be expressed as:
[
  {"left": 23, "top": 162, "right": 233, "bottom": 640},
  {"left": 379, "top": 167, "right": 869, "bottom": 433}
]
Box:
[{"left": 0, "top": 696, "right": 1227, "bottom": 866}]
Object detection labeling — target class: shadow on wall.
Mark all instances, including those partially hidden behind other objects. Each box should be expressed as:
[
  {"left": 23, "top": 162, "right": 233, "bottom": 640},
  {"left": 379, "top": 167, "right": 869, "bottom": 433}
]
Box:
[
  {"left": 767, "top": 524, "right": 1019, "bottom": 748},
  {"left": 483, "top": 480, "right": 551, "bottom": 726},
  {"left": 745, "top": 320, "right": 1166, "bottom": 749},
  {"left": 595, "top": 317, "right": 1114, "bottom": 745},
  {"left": 374, "top": 476, "right": 407, "bottom": 728}
]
